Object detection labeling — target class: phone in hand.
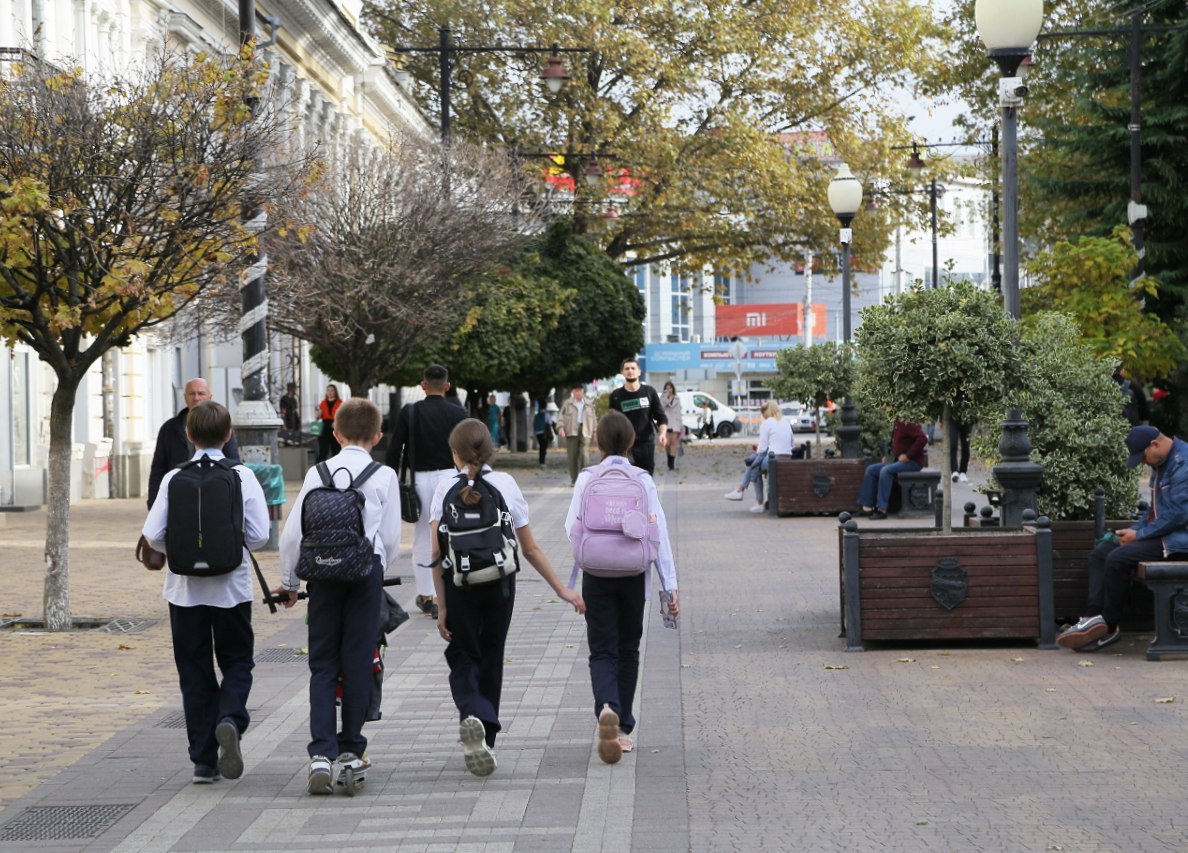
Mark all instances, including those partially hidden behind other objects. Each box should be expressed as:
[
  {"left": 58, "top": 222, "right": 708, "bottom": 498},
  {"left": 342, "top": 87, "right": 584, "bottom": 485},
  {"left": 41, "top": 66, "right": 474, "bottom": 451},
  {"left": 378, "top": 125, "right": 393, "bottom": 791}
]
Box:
[{"left": 658, "top": 589, "right": 678, "bottom": 629}]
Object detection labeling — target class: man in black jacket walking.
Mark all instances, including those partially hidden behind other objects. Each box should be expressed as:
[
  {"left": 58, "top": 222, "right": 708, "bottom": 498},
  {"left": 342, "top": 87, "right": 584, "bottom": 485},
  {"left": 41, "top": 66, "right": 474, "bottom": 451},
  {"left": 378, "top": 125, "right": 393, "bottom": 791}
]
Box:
[{"left": 147, "top": 378, "right": 240, "bottom": 508}]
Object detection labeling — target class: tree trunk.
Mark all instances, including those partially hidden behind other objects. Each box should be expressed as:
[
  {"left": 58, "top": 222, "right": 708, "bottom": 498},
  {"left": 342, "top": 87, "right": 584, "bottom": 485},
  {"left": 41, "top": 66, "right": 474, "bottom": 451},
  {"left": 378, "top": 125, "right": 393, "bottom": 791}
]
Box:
[
  {"left": 941, "top": 402, "right": 953, "bottom": 534},
  {"left": 43, "top": 373, "right": 81, "bottom": 631}
]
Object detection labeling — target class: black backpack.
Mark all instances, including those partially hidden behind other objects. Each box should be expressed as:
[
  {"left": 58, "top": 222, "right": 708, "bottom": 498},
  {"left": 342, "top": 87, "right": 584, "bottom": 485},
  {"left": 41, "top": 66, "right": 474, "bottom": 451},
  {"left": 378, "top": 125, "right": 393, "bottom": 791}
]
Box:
[
  {"left": 166, "top": 456, "right": 245, "bottom": 577},
  {"left": 436, "top": 473, "right": 519, "bottom": 590},
  {"left": 296, "top": 462, "right": 382, "bottom": 583}
]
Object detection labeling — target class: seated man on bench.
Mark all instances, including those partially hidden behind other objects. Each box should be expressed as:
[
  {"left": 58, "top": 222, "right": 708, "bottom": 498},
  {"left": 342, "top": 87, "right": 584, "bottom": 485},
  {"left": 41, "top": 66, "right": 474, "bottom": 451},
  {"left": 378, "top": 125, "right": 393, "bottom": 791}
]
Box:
[
  {"left": 1057, "top": 425, "right": 1188, "bottom": 652},
  {"left": 858, "top": 420, "right": 927, "bottom": 521}
]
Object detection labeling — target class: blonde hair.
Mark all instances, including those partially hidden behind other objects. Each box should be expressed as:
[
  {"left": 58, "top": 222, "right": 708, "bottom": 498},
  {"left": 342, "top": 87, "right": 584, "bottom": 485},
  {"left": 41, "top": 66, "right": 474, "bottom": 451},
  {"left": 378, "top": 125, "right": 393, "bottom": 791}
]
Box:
[
  {"left": 448, "top": 419, "right": 495, "bottom": 506},
  {"left": 761, "top": 400, "right": 782, "bottom": 419}
]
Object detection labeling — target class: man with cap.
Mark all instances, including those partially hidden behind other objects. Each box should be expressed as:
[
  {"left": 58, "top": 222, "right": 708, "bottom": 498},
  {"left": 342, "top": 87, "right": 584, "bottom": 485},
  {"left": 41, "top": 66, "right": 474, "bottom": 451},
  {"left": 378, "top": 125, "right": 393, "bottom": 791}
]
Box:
[{"left": 1056, "top": 425, "right": 1188, "bottom": 652}]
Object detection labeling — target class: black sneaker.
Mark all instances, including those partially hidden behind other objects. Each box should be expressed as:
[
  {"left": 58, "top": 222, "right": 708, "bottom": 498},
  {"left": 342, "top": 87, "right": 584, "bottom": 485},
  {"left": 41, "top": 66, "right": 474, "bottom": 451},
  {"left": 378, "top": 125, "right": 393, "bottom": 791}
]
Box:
[
  {"left": 415, "top": 595, "right": 434, "bottom": 615},
  {"left": 867, "top": 509, "right": 887, "bottom": 520},
  {"left": 215, "top": 719, "right": 243, "bottom": 780},
  {"left": 1081, "top": 626, "right": 1122, "bottom": 652},
  {"left": 192, "top": 764, "right": 220, "bottom": 784}
]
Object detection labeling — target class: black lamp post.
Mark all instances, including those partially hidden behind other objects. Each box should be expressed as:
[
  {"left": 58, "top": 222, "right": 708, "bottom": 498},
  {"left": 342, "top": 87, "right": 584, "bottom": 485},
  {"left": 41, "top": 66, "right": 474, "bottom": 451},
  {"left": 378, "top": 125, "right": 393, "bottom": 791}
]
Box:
[
  {"left": 904, "top": 145, "right": 942, "bottom": 289},
  {"left": 976, "top": 0, "right": 1045, "bottom": 527},
  {"left": 828, "top": 162, "right": 863, "bottom": 460}
]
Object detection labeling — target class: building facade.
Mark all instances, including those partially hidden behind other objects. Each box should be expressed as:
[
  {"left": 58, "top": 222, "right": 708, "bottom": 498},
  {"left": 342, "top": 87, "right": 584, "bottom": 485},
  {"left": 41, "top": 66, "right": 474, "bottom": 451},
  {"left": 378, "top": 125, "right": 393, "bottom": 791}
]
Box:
[{"left": 0, "top": 0, "right": 431, "bottom": 507}]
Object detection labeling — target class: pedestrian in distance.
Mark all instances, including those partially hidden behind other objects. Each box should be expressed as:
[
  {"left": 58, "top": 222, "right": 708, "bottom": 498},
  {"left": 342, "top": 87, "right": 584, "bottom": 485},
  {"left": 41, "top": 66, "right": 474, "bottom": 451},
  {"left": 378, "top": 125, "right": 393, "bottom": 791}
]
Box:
[
  {"left": 659, "top": 381, "right": 684, "bottom": 471},
  {"left": 566, "top": 410, "right": 679, "bottom": 763},
  {"left": 279, "top": 381, "right": 300, "bottom": 445},
  {"left": 532, "top": 401, "right": 555, "bottom": 468},
  {"left": 141, "top": 401, "right": 269, "bottom": 785},
  {"left": 609, "top": 358, "right": 667, "bottom": 476},
  {"left": 485, "top": 394, "right": 501, "bottom": 446},
  {"left": 946, "top": 418, "right": 972, "bottom": 483},
  {"left": 723, "top": 401, "right": 793, "bottom": 512},
  {"left": 275, "top": 398, "right": 402, "bottom": 794},
  {"left": 1057, "top": 425, "right": 1188, "bottom": 652},
  {"left": 316, "top": 384, "right": 343, "bottom": 462},
  {"left": 430, "top": 418, "right": 585, "bottom": 777},
  {"left": 147, "top": 377, "right": 240, "bottom": 508},
  {"left": 557, "top": 382, "right": 598, "bottom": 485}
]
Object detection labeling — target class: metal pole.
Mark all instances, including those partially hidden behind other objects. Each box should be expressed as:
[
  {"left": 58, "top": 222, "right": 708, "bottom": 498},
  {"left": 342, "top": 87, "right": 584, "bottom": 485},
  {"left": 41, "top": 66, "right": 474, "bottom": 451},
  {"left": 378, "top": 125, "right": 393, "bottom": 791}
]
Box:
[
  {"left": 930, "top": 177, "right": 939, "bottom": 289},
  {"left": 1128, "top": 6, "right": 1145, "bottom": 288},
  {"left": 1002, "top": 101, "right": 1019, "bottom": 320},
  {"left": 836, "top": 223, "right": 860, "bottom": 458},
  {"left": 991, "top": 125, "right": 1002, "bottom": 294},
  {"left": 438, "top": 25, "right": 452, "bottom": 145},
  {"left": 841, "top": 239, "right": 852, "bottom": 341}
]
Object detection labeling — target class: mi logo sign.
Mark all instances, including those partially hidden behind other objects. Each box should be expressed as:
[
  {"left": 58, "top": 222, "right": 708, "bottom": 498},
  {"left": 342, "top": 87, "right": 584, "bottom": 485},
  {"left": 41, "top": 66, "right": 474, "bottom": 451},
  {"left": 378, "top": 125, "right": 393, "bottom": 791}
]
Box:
[{"left": 745, "top": 312, "right": 767, "bottom": 327}]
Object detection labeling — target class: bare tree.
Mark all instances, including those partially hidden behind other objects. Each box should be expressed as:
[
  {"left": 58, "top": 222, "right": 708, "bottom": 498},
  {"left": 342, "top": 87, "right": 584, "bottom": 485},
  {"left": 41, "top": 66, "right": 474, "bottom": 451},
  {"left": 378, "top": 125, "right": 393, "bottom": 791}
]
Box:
[
  {"left": 0, "top": 50, "right": 312, "bottom": 630},
  {"left": 264, "top": 134, "right": 541, "bottom": 396}
]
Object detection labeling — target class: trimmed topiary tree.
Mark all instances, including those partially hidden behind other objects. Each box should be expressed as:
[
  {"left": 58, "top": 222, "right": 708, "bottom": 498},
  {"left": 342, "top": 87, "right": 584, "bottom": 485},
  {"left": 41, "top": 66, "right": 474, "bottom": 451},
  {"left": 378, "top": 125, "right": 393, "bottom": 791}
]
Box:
[
  {"left": 974, "top": 311, "right": 1139, "bottom": 521},
  {"left": 854, "top": 281, "right": 1029, "bottom": 531},
  {"left": 770, "top": 341, "right": 853, "bottom": 448}
]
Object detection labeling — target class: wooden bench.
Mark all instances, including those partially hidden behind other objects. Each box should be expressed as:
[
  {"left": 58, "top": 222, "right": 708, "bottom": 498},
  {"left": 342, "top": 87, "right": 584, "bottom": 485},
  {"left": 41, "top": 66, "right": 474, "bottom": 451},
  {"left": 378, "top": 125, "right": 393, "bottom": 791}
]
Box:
[
  {"left": 887, "top": 470, "right": 941, "bottom": 518},
  {"left": 767, "top": 456, "right": 865, "bottom": 517},
  {"left": 1136, "top": 562, "right": 1188, "bottom": 661}
]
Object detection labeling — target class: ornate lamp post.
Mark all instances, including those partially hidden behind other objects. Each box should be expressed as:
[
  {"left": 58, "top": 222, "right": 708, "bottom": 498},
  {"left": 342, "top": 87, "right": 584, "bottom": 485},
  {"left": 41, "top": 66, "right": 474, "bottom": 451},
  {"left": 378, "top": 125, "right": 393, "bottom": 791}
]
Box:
[
  {"left": 828, "top": 163, "right": 863, "bottom": 459},
  {"left": 975, "top": 0, "right": 1045, "bottom": 526}
]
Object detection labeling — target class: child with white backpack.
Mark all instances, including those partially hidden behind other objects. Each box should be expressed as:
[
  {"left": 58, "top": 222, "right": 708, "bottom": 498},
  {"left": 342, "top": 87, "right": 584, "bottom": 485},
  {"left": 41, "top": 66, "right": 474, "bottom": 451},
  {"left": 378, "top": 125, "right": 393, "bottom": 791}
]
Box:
[{"left": 565, "top": 410, "right": 680, "bottom": 764}]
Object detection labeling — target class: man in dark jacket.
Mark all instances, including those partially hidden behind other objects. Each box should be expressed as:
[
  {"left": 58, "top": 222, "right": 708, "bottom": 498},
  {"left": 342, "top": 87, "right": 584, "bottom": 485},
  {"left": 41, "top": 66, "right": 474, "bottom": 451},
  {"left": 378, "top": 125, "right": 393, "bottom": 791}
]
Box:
[
  {"left": 147, "top": 378, "right": 240, "bottom": 508},
  {"left": 608, "top": 358, "right": 667, "bottom": 475},
  {"left": 858, "top": 420, "right": 927, "bottom": 520}
]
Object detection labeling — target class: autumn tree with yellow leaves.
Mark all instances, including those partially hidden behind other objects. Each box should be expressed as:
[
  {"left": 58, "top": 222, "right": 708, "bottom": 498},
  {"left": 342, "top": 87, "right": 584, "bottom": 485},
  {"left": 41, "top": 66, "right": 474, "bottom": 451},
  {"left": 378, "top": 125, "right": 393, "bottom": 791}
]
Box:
[{"left": 0, "top": 51, "right": 312, "bottom": 630}]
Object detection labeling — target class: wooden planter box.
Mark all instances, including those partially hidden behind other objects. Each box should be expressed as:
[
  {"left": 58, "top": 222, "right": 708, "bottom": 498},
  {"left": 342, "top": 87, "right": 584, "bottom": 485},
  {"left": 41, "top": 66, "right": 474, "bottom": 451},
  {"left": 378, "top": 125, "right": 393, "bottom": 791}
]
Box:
[
  {"left": 1049, "top": 519, "right": 1154, "bottom": 630},
  {"left": 839, "top": 522, "right": 1055, "bottom": 650},
  {"left": 768, "top": 457, "right": 866, "bottom": 517}
]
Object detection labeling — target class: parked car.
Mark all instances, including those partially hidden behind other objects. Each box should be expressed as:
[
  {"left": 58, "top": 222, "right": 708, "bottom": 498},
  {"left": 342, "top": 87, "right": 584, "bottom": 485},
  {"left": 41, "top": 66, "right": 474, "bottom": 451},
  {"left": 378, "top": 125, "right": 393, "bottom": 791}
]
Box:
[
  {"left": 782, "top": 402, "right": 831, "bottom": 433},
  {"left": 677, "top": 391, "right": 742, "bottom": 438}
]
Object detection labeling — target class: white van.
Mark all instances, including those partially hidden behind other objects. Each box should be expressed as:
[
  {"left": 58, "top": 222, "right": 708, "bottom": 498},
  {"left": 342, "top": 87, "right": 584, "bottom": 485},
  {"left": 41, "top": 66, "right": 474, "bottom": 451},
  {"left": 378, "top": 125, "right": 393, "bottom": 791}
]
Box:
[{"left": 677, "top": 391, "right": 742, "bottom": 438}]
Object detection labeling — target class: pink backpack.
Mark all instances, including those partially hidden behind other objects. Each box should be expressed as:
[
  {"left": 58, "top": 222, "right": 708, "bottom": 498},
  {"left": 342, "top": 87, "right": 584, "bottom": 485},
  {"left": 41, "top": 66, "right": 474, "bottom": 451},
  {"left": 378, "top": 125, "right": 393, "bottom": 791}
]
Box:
[{"left": 570, "top": 463, "right": 660, "bottom": 578}]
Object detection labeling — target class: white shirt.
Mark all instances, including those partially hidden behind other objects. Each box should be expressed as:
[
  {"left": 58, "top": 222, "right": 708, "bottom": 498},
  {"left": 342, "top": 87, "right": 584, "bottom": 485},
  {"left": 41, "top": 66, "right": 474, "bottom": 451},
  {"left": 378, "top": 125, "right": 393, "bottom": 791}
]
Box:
[
  {"left": 429, "top": 465, "right": 531, "bottom": 529},
  {"left": 758, "top": 417, "right": 795, "bottom": 457},
  {"left": 564, "top": 455, "right": 678, "bottom": 591},
  {"left": 142, "top": 449, "right": 271, "bottom": 608},
  {"left": 279, "top": 445, "right": 403, "bottom": 590}
]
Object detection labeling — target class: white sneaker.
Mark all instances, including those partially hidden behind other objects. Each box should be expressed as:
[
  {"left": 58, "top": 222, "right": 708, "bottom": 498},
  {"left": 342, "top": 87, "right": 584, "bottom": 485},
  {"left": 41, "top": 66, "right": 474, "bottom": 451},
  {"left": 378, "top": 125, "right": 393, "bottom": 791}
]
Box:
[
  {"left": 460, "top": 716, "right": 497, "bottom": 777},
  {"left": 951, "top": 472, "right": 959, "bottom": 483},
  {"left": 749, "top": 504, "right": 766, "bottom": 513},
  {"left": 724, "top": 490, "right": 744, "bottom": 501},
  {"left": 307, "top": 756, "right": 333, "bottom": 795},
  {"left": 958, "top": 473, "right": 969, "bottom": 483}
]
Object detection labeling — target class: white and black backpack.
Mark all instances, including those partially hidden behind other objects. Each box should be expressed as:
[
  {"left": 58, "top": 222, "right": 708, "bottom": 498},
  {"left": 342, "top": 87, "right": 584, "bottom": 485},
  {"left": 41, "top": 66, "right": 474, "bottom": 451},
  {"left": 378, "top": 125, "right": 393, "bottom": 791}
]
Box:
[{"left": 436, "top": 473, "right": 519, "bottom": 590}]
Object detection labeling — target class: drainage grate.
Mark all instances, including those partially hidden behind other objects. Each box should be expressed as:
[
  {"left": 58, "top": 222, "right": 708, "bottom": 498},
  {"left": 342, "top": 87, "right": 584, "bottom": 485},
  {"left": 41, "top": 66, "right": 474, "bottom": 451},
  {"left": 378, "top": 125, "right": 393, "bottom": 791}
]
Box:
[
  {"left": 99, "top": 618, "right": 160, "bottom": 634},
  {"left": 256, "top": 647, "right": 307, "bottom": 664},
  {"left": 154, "top": 711, "right": 188, "bottom": 729},
  {"left": 0, "top": 804, "right": 135, "bottom": 842}
]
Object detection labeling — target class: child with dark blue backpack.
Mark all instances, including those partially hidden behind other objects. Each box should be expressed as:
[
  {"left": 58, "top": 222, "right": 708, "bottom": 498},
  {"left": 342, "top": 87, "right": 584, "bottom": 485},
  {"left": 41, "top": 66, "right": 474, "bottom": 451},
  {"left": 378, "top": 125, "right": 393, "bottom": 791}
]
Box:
[
  {"left": 565, "top": 410, "right": 679, "bottom": 764},
  {"left": 276, "top": 398, "right": 402, "bottom": 795},
  {"left": 142, "top": 400, "right": 270, "bottom": 784}
]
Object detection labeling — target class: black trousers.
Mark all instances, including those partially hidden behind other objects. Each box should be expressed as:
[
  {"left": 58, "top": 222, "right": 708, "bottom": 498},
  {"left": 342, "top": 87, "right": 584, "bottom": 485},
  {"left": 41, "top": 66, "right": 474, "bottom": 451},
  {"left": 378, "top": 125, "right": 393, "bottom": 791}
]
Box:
[
  {"left": 306, "top": 557, "right": 383, "bottom": 759},
  {"left": 1086, "top": 538, "right": 1185, "bottom": 627},
  {"left": 628, "top": 441, "right": 656, "bottom": 476},
  {"left": 443, "top": 574, "right": 517, "bottom": 747},
  {"left": 169, "top": 601, "right": 254, "bottom": 768},
  {"left": 582, "top": 572, "right": 646, "bottom": 735},
  {"left": 316, "top": 421, "right": 341, "bottom": 462},
  {"left": 948, "top": 421, "right": 972, "bottom": 474}
]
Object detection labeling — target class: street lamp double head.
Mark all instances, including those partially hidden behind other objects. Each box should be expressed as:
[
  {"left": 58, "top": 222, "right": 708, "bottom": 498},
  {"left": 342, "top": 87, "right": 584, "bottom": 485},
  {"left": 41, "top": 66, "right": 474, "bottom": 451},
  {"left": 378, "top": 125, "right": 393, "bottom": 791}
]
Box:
[{"left": 904, "top": 147, "right": 943, "bottom": 290}]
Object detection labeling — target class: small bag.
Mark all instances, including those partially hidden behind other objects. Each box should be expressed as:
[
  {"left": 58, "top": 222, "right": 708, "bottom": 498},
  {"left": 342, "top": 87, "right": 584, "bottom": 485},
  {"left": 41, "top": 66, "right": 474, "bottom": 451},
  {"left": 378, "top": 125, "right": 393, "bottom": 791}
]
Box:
[
  {"left": 136, "top": 534, "right": 166, "bottom": 571},
  {"left": 399, "top": 402, "right": 421, "bottom": 524}
]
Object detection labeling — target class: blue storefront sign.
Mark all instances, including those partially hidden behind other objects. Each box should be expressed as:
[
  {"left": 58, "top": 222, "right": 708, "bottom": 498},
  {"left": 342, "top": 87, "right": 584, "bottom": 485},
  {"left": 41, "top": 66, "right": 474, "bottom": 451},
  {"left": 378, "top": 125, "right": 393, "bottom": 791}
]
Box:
[{"left": 643, "top": 341, "right": 799, "bottom": 373}]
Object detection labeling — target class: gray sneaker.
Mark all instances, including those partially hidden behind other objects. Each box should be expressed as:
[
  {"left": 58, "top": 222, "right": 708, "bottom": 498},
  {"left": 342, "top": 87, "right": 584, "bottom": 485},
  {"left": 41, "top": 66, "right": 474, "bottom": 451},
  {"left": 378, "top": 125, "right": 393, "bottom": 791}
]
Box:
[
  {"left": 307, "top": 755, "right": 333, "bottom": 795},
  {"left": 1056, "top": 615, "right": 1108, "bottom": 650},
  {"left": 215, "top": 719, "right": 243, "bottom": 780},
  {"left": 1081, "top": 626, "right": 1122, "bottom": 653},
  {"left": 460, "top": 716, "right": 497, "bottom": 777}
]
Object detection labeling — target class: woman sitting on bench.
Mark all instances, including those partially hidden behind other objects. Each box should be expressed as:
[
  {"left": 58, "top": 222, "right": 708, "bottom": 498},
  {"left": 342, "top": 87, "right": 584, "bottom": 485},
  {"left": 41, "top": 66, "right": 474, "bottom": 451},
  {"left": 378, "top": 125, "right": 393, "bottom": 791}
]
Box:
[{"left": 724, "top": 401, "right": 794, "bottom": 513}]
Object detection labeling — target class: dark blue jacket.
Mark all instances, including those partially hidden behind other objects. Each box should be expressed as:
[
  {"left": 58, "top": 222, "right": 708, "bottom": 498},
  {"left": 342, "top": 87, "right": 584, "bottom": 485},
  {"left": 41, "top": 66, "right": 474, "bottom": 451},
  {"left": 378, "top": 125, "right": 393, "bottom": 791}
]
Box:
[{"left": 1133, "top": 436, "right": 1188, "bottom": 554}]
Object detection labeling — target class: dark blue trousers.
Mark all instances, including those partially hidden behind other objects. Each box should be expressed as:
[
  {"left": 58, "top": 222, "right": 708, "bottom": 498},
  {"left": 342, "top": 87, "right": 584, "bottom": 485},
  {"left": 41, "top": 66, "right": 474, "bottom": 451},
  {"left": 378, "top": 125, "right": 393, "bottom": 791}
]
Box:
[
  {"left": 168, "top": 601, "right": 254, "bottom": 768},
  {"left": 306, "top": 557, "right": 383, "bottom": 759},
  {"left": 443, "top": 574, "right": 517, "bottom": 748},
  {"left": 1086, "top": 537, "right": 1186, "bottom": 628},
  {"left": 582, "top": 572, "right": 646, "bottom": 735}
]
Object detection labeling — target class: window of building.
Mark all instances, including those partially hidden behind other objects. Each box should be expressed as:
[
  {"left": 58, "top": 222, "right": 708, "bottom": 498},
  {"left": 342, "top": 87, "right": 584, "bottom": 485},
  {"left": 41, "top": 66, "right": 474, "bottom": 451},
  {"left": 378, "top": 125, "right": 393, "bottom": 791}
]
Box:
[{"left": 671, "top": 274, "right": 691, "bottom": 342}]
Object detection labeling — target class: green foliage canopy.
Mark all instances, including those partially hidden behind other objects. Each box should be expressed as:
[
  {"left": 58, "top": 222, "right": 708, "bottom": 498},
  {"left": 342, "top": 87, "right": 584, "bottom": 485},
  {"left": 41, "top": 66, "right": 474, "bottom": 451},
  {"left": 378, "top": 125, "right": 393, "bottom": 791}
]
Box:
[{"left": 769, "top": 341, "right": 854, "bottom": 410}]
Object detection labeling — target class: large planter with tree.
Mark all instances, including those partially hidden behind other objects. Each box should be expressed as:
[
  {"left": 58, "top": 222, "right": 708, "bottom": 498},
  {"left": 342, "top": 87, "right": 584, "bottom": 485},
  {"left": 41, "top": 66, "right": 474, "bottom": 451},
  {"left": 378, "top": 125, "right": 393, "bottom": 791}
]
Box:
[{"left": 842, "top": 283, "right": 1054, "bottom": 647}]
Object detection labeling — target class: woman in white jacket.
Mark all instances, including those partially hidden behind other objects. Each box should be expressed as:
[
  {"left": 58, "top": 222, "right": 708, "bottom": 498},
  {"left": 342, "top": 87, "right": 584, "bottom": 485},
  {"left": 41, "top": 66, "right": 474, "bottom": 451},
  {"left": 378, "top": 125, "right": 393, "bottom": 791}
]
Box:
[{"left": 724, "top": 401, "right": 794, "bottom": 512}]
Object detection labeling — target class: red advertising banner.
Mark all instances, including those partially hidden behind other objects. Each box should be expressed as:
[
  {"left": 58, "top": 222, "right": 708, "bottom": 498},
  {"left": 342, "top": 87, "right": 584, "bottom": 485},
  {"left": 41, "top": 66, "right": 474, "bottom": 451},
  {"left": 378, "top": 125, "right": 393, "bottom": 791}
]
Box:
[{"left": 716, "top": 303, "right": 827, "bottom": 338}]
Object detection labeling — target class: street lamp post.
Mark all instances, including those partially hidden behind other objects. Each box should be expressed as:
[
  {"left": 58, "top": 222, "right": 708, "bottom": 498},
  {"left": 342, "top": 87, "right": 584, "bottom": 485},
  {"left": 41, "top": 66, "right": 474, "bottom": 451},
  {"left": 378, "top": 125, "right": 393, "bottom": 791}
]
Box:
[
  {"left": 828, "top": 163, "right": 863, "bottom": 459},
  {"left": 975, "top": 0, "right": 1045, "bottom": 527}
]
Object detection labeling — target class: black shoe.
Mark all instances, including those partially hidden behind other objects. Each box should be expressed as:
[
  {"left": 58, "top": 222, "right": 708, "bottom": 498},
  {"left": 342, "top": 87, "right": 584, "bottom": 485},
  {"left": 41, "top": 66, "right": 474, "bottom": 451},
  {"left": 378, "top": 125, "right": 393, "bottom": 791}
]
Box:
[
  {"left": 430, "top": 602, "right": 439, "bottom": 620},
  {"left": 867, "top": 510, "right": 887, "bottom": 520},
  {"left": 416, "top": 595, "right": 434, "bottom": 615},
  {"left": 192, "top": 764, "right": 221, "bottom": 784}
]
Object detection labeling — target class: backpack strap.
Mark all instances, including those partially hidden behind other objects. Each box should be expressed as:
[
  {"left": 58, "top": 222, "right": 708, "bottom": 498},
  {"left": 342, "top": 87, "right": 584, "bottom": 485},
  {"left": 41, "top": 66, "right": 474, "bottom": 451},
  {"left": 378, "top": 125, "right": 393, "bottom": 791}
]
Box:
[
  {"left": 353, "top": 461, "right": 382, "bottom": 489},
  {"left": 315, "top": 462, "right": 333, "bottom": 487}
]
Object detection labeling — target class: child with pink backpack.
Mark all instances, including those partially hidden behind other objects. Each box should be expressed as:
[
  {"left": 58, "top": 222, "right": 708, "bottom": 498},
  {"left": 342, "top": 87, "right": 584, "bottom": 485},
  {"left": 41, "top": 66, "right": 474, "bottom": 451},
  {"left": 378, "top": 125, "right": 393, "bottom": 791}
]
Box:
[{"left": 565, "top": 409, "right": 680, "bottom": 764}]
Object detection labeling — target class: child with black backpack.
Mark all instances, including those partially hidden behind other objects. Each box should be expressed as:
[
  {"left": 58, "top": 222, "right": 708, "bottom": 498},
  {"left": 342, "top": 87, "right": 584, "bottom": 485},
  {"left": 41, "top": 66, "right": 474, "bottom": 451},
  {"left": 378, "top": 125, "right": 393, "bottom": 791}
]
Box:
[
  {"left": 275, "top": 398, "right": 402, "bottom": 795},
  {"left": 141, "top": 400, "right": 271, "bottom": 785},
  {"left": 430, "top": 418, "right": 585, "bottom": 777},
  {"left": 565, "top": 410, "right": 679, "bottom": 764}
]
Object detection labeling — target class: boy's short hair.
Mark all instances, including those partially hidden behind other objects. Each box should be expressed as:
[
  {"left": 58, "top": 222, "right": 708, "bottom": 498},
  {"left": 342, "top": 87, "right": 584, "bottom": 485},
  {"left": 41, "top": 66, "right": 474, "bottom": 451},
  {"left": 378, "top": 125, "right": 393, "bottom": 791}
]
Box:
[
  {"left": 334, "top": 398, "right": 381, "bottom": 442},
  {"left": 424, "top": 364, "right": 449, "bottom": 390},
  {"left": 185, "top": 401, "right": 232, "bottom": 449},
  {"left": 596, "top": 410, "right": 635, "bottom": 456}
]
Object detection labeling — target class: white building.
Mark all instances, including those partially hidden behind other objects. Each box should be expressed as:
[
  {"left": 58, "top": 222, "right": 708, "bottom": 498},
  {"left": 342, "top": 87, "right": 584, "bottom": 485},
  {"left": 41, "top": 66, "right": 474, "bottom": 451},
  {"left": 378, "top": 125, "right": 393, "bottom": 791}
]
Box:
[
  {"left": 639, "top": 173, "right": 998, "bottom": 406},
  {"left": 0, "top": 0, "right": 431, "bottom": 508}
]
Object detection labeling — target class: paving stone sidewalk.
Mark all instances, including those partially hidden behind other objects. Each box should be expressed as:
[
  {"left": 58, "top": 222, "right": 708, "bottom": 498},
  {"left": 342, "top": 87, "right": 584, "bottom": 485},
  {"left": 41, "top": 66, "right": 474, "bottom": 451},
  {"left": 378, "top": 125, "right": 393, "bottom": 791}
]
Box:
[{"left": 1, "top": 443, "right": 1186, "bottom": 852}]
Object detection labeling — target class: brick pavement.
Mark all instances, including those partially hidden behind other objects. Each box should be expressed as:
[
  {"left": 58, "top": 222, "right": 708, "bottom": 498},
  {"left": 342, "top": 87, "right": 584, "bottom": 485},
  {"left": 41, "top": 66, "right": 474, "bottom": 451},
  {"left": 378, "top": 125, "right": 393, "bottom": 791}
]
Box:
[{"left": 0, "top": 443, "right": 1185, "bottom": 852}]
